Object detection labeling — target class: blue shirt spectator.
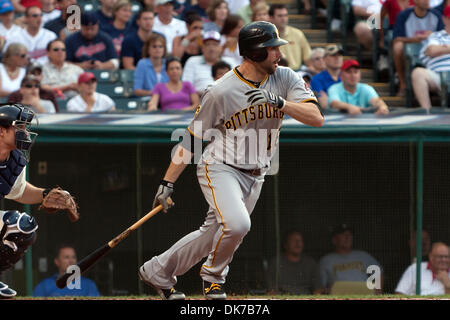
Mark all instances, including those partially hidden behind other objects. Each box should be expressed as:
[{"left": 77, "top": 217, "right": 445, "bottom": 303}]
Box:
[
  {"left": 310, "top": 70, "right": 341, "bottom": 97},
  {"left": 33, "top": 274, "right": 100, "bottom": 297},
  {"left": 134, "top": 58, "right": 169, "bottom": 93},
  {"left": 95, "top": 8, "right": 114, "bottom": 32},
  {"left": 33, "top": 245, "right": 101, "bottom": 298},
  {"left": 328, "top": 59, "right": 389, "bottom": 114},
  {"left": 328, "top": 82, "right": 379, "bottom": 108},
  {"left": 133, "top": 33, "right": 169, "bottom": 96}
]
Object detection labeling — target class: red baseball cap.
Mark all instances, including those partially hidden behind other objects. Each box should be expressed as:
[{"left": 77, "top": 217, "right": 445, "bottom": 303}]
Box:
[
  {"left": 341, "top": 59, "right": 360, "bottom": 71},
  {"left": 443, "top": 5, "right": 450, "bottom": 18},
  {"left": 78, "top": 72, "right": 97, "bottom": 84}
]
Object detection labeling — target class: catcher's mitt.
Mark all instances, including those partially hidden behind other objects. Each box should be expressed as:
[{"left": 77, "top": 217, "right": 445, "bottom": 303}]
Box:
[{"left": 39, "top": 187, "right": 79, "bottom": 222}]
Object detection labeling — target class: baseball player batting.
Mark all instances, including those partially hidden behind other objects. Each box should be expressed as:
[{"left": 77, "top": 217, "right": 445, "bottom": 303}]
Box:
[{"left": 138, "top": 21, "right": 324, "bottom": 300}]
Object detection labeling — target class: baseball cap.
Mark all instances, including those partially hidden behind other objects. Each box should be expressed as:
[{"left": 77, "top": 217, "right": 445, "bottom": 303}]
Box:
[
  {"left": 0, "top": 0, "right": 13, "bottom": 14},
  {"left": 81, "top": 12, "right": 99, "bottom": 26},
  {"left": 341, "top": 59, "right": 360, "bottom": 71},
  {"left": 443, "top": 5, "right": 450, "bottom": 18},
  {"left": 78, "top": 72, "right": 97, "bottom": 84},
  {"left": 155, "top": 0, "right": 174, "bottom": 5},
  {"left": 203, "top": 30, "right": 221, "bottom": 42},
  {"left": 324, "top": 44, "right": 344, "bottom": 57},
  {"left": 331, "top": 223, "right": 353, "bottom": 236}
]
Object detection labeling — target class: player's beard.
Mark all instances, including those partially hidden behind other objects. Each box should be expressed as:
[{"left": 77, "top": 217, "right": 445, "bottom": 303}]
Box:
[{"left": 260, "top": 58, "right": 278, "bottom": 75}]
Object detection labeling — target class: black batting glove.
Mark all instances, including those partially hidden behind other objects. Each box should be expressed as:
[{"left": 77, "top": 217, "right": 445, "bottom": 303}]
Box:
[
  {"left": 153, "top": 180, "right": 174, "bottom": 213},
  {"left": 245, "top": 88, "right": 286, "bottom": 110}
]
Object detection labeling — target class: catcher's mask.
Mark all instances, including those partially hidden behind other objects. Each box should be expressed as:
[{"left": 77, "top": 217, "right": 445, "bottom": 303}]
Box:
[{"left": 0, "top": 104, "right": 38, "bottom": 161}]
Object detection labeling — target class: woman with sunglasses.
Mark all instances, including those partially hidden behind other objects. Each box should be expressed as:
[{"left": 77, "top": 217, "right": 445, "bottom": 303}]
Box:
[
  {"left": 0, "top": 43, "right": 28, "bottom": 98},
  {"left": 19, "top": 74, "right": 56, "bottom": 113}
]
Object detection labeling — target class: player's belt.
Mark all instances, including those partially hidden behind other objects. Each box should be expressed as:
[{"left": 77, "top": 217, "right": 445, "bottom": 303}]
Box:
[{"left": 226, "top": 164, "right": 263, "bottom": 177}]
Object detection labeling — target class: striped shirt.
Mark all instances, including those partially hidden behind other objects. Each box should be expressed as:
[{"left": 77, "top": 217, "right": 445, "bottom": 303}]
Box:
[{"left": 420, "top": 30, "right": 450, "bottom": 72}]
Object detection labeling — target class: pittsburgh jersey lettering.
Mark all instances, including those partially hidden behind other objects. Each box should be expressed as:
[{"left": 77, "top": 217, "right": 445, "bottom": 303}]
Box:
[{"left": 224, "top": 104, "right": 285, "bottom": 130}]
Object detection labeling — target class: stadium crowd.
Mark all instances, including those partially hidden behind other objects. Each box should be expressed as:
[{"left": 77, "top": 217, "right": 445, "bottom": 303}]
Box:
[{"left": 0, "top": 0, "right": 446, "bottom": 113}]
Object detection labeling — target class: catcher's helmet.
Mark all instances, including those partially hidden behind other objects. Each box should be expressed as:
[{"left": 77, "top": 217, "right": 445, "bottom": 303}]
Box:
[
  {"left": 238, "top": 21, "right": 288, "bottom": 62},
  {"left": 0, "top": 104, "right": 37, "bottom": 161}
]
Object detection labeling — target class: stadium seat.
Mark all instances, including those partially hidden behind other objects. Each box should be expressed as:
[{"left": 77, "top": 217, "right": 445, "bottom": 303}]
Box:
[
  {"left": 371, "top": 17, "right": 390, "bottom": 82},
  {"left": 78, "top": 0, "right": 99, "bottom": 12},
  {"left": 339, "top": 0, "right": 354, "bottom": 54},
  {"left": 114, "top": 98, "right": 147, "bottom": 113},
  {"left": 130, "top": 1, "right": 142, "bottom": 13},
  {"left": 97, "top": 83, "right": 134, "bottom": 98},
  {"left": 404, "top": 43, "right": 424, "bottom": 108},
  {"left": 57, "top": 99, "right": 68, "bottom": 112},
  {"left": 441, "top": 71, "right": 450, "bottom": 108},
  {"left": 326, "top": 0, "right": 335, "bottom": 43},
  {"left": 119, "top": 69, "right": 135, "bottom": 85},
  {"left": 88, "top": 69, "right": 120, "bottom": 83}
]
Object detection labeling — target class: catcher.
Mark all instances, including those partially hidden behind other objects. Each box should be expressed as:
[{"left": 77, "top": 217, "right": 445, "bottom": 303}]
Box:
[{"left": 0, "top": 104, "right": 79, "bottom": 299}]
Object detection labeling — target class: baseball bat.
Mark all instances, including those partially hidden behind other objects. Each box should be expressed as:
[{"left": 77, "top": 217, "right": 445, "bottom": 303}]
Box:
[{"left": 55, "top": 199, "right": 172, "bottom": 289}]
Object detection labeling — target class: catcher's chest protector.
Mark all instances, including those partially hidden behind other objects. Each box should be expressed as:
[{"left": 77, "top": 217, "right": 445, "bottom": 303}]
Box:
[{"left": 0, "top": 150, "right": 26, "bottom": 199}]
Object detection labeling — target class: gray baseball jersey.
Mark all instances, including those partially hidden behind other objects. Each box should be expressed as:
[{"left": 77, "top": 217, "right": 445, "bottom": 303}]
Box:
[
  {"left": 141, "top": 66, "right": 319, "bottom": 289},
  {"left": 188, "top": 66, "right": 317, "bottom": 169}
]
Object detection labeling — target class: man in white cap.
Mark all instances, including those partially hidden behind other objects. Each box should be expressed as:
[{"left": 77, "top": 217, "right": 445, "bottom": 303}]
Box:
[
  {"left": 182, "top": 30, "right": 236, "bottom": 95},
  {"left": 153, "top": 0, "right": 187, "bottom": 54}
]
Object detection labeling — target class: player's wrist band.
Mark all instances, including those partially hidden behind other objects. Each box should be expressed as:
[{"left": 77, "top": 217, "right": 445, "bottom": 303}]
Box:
[
  {"left": 42, "top": 188, "right": 51, "bottom": 198},
  {"left": 161, "top": 180, "right": 174, "bottom": 188}
]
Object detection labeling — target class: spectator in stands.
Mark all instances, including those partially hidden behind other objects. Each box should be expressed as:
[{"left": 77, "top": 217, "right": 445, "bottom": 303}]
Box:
[
  {"left": 182, "top": 0, "right": 212, "bottom": 19},
  {"left": 4, "top": 6, "right": 57, "bottom": 64},
  {"left": 10, "top": 0, "right": 41, "bottom": 13},
  {"left": 103, "top": 0, "right": 133, "bottom": 57},
  {"left": 412, "top": 5, "right": 450, "bottom": 110},
  {"left": 33, "top": 244, "right": 100, "bottom": 297},
  {"left": 153, "top": 0, "right": 187, "bottom": 54},
  {"left": 435, "top": 0, "right": 450, "bottom": 13},
  {"left": 269, "top": 4, "right": 312, "bottom": 71},
  {"left": 0, "top": 0, "right": 21, "bottom": 47},
  {"left": 204, "top": 0, "right": 229, "bottom": 32},
  {"left": 352, "top": 0, "right": 383, "bottom": 50},
  {"left": 212, "top": 59, "right": 231, "bottom": 80},
  {"left": 121, "top": 8, "right": 158, "bottom": 70},
  {"left": 267, "top": 230, "right": 323, "bottom": 295},
  {"left": 65, "top": 12, "right": 119, "bottom": 70},
  {"left": 310, "top": 44, "right": 344, "bottom": 108},
  {"left": 221, "top": 14, "right": 244, "bottom": 66},
  {"left": 237, "top": 0, "right": 264, "bottom": 25},
  {"left": 147, "top": 57, "right": 199, "bottom": 111},
  {"left": 251, "top": 1, "right": 270, "bottom": 22},
  {"left": 0, "top": 42, "right": 27, "bottom": 97},
  {"left": 41, "top": 0, "right": 60, "bottom": 25},
  {"left": 134, "top": 33, "right": 169, "bottom": 96},
  {"left": 182, "top": 30, "right": 236, "bottom": 94},
  {"left": 328, "top": 59, "right": 389, "bottom": 114},
  {"left": 379, "top": 0, "right": 413, "bottom": 50},
  {"left": 319, "top": 224, "right": 384, "bottom": 294},
  {"left": 41, "top": 39, "right": 84, "bottom": 100},
  {"left": 18, "top": 74, "right": 56, "bottom": 113},
  {"left": 392, "top": 0, "right": 444, "bottom": 97},
  {"left": 67, "top": 72, "right": 116, "bottom": 112},
  {"left": 8, "top": 62, "right": 59, "bottom": 110},
  {"left": 95, "top": 0, "right": 115, "bottom": 32},
  {"left": 43, "top": 0, "right": 77, "bottom": 40},
  {"left": 396, "top": 242, "right": 450, "bottom": 295},
  {"left": 172, "top": 12, "right": 203, "bottom": 67},
  {"left": 300, "top": 47, "right": 326, "bottom": 76},
  {"left": 409, "top": 228, "right": 432, "bottom": 263}
]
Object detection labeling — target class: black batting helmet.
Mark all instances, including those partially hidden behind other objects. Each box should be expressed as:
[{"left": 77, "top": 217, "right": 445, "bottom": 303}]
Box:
[{"left": 238, "top": 21, "right": 288, "bottom": 62}]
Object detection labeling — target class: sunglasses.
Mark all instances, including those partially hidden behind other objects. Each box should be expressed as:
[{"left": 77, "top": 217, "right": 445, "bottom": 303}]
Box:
[
  {"left": 17, "top": 54, "right": 27, "bottom": 58},
  {"left": 29, "top": 13, "right": 42, "bottom": 18},
  {"left": 52, "top": 48, "right": 66, "bottom": 52},
  {"left": 23, "top": 83, "right": 40, "bottom": 88}
]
